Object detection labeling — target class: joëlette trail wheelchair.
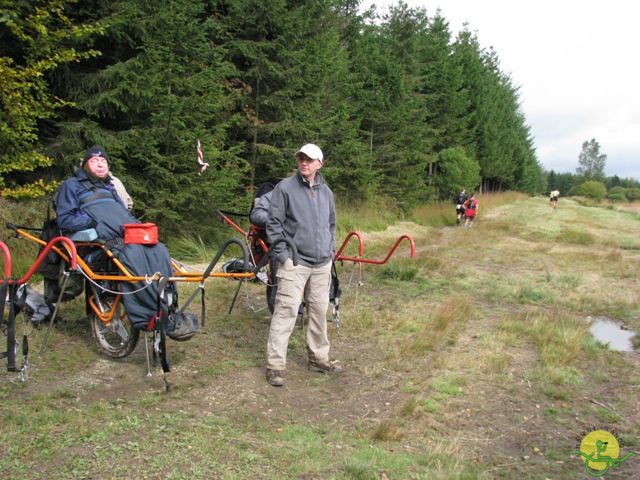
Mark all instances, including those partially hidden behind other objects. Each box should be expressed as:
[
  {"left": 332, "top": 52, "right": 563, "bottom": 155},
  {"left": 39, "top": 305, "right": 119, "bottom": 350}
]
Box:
[
  {"left": 215, "top": 209, "right": 416, "bottom": 326},
  {"left": 1, "top": 222, "right": 296, "bottom": 390}
]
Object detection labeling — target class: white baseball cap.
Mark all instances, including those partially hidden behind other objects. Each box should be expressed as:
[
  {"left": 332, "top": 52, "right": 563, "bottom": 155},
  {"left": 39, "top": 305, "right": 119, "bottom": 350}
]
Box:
[{"left": 295, "top": 143, "right": 323, "bottom": 163}]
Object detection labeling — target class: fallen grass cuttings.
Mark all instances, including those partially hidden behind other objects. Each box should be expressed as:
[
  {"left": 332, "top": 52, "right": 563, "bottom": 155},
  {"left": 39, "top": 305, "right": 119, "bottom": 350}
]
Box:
[{"left": 602, "top": 256, "right": 640, "bottom": 282}]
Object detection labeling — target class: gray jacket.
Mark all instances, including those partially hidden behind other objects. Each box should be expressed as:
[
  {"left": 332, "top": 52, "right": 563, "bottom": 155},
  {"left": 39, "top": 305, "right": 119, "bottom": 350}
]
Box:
[
  {"left": 249, "top": 191, "right": 272, "bottom": 228},
  {"left": 267, "top": 172, "right": 336, "bottom": 267}
]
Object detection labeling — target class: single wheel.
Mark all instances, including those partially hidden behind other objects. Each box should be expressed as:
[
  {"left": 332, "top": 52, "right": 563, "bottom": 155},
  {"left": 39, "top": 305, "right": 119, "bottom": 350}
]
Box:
[{"left": 90, "top": 294, "right": 139, "bottom": 358}]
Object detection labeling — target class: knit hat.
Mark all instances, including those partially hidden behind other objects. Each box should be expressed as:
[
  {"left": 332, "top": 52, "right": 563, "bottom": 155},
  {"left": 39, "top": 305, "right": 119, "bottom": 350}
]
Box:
[
  {"left": 82, "top": 145, "right": 109, "bottom": 166},
  {"left": 295, "top": 143, "right": 323, "bottom": 163}
]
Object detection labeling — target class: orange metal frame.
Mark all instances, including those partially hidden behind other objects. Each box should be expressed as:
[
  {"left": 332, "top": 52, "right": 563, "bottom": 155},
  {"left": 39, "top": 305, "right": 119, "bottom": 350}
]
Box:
[
  {"left": 4, "top": 226, "right": 256, "bottom": 330},
  {"left": 11, "top": 227, "right": 256, "bottom": 283},
  {"left": 217, "top": 210, "right": 416, "bottom": 266},
  {"left": 0, "top": 236, "right": 79, "bottom": 371}
]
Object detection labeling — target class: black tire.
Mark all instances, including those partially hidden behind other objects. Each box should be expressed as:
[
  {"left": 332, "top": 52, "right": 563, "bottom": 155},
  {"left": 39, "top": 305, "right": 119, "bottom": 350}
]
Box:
[{"left": 90, "top": 294, "right": 139, "bottom": 358}]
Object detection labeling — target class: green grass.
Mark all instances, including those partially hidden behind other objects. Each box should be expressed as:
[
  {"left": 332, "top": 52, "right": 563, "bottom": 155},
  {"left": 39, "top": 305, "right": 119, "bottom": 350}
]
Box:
[
  {"left": 557, "top": 229, "right": 595, "bottom": 245},
  {"left": 431, "top": 373, "right": 465, "bottom": 397},
  {"left": 376, "top": 263, "right": 419, "bottom": 281},
  {"left": 2, "top": 194, "right": 640, "bottom": 480}
]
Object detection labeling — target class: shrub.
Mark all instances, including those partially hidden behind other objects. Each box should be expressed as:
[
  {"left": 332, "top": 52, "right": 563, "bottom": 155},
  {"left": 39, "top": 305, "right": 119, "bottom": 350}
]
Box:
[
  {"left": 625, "top": 188, "right": 640, "bottom": 201},
  {"left": 607, "top": 186, "right": 627, "bottom": 201},
  {"left": 573, "top": 180, "right": 607, "bottom": 200},
  {"left": 607, "top": 192, "right": 627, "bottom": 202}
]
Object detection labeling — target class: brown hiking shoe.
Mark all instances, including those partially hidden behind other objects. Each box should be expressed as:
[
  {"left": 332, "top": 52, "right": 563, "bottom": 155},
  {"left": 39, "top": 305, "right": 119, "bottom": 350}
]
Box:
[
  {"left": 266, "top": 369, "right": 285, "bottom": 387},
  {"left": 308, "top": 360, "right": 343, "bottom": 374}
]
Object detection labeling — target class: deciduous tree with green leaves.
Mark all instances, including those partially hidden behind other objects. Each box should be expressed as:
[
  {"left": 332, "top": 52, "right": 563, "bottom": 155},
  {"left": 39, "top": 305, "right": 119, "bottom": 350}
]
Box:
[
  {"left": 0, "top": 0, "right": 101, "bottom": 197},
  {"left": 576, "top": 138, "right": 607, "bottom": 179},
  {"left": 433, "top": 147, "right": 480, "bottom": 199}
]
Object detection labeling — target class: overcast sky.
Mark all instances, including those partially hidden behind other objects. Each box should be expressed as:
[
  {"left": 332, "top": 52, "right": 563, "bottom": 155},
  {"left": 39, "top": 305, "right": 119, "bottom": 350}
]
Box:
[{"left": 360, "top": 0, "right": 640, "bottom": 180}]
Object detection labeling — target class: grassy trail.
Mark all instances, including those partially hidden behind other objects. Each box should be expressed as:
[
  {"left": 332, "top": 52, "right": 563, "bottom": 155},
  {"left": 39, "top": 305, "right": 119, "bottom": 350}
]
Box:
[{"left": 1, "top": 195, "right": 639, "bottom": 479}]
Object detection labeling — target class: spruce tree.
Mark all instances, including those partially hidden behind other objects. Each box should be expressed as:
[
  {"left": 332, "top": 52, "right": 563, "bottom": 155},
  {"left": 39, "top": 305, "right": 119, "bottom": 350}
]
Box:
[{"left": 51, "top": 0, "right": 244, "bottom": 238}]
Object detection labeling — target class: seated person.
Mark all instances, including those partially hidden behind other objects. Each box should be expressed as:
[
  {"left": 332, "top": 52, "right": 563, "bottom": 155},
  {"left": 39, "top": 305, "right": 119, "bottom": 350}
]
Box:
[{"left": 55, "top": 145, "right": 196, "bottom": 340}]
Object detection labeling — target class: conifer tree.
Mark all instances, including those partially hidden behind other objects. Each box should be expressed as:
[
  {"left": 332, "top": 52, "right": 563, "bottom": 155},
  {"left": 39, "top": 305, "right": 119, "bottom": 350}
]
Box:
[
  {"left": 351, "top": 3, "right": 433, "bottom": 208},
  {"left": 51, "top": 0, "right": 244, "bottom": 238}
]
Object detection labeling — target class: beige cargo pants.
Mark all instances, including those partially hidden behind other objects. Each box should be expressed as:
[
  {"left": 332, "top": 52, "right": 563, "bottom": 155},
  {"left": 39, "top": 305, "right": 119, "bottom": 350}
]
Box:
[{"left": 266, "top": 258, "right": 332, "bottom": 370}]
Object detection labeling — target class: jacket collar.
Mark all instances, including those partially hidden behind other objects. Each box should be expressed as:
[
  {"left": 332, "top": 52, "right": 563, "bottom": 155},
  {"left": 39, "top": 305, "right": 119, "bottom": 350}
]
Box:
[
  {"left": 296, "top": 170, "right": 325, "bottom": 187},
  {"left": 74, "top": 166, "right": 113, "bottom": 184}
]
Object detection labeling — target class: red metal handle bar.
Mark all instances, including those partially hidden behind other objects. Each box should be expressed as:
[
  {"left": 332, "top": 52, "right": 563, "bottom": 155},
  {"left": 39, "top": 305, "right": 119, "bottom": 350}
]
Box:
[
  {"left": 0, "top": 240, "right": 12, "bottom": 278},
  {"left": 334, "top": 231, "right": 365, "bottom": 260},
  {"left": 14, "top": 236, "right": 78, "bottom": 285},
  {"left": 335, "top": 234, "right": 415, "bottom": 265},
  {"left": 217, "top": 210, "right": 249, "bottom": 237}
]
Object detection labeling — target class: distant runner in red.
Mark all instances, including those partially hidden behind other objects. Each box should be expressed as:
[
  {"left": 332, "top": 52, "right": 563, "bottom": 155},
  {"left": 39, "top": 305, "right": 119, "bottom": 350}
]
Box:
[{"left": 464, "top": 192, "right": 479, "bottom": 228}]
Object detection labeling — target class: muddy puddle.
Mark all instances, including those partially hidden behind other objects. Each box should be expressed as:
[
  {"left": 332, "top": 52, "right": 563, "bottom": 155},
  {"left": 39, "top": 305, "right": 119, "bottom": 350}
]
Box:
[{"left": 587, "top": 316, "right": 636, "bottom": 352}]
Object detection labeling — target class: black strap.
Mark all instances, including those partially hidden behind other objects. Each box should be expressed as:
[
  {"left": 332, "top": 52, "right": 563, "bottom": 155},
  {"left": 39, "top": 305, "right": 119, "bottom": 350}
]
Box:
[
  {"left": 200, "top": 288, "right": 206, "bottom": 328},
  {"left": 5, "top": 283, "right": 17, "bottom": 371},
  {"left": 330, "top": 261, "right": 341, "bottom": 303},
  {"left": 0, "top": 283, "right": 7, "bottom": 361},
  {"left": 155, "top": 277, "right": 170, "bottom": 374},
  {"left": 15, "top": 284, "right": 27, "bottom": 310}
]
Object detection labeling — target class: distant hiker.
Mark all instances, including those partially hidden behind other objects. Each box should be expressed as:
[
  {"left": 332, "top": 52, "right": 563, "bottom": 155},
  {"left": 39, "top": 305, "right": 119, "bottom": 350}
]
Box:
[
  {"left": 264, "top": 143, "right": 341, "bottom": 387},
  {"left": 549, "top": 190, "right": 560, "bottom": 209},
  {"left": 464, "top": 192, "right": 478, "bottom": 228},
  {"left": 454, "top": 188, "right": 468, "bottom": 225}
]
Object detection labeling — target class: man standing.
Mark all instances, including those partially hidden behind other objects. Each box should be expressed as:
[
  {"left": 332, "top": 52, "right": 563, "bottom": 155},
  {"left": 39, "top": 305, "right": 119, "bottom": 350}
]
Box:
[{"left": 265, "top": 143, "right": 342, "bottom": 387}]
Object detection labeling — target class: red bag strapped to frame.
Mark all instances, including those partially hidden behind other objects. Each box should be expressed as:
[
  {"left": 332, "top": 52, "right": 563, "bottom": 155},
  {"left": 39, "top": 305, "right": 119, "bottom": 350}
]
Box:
[{"left": 123, "top": 223, "right": 158, "bottom": 245}]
